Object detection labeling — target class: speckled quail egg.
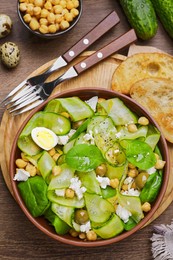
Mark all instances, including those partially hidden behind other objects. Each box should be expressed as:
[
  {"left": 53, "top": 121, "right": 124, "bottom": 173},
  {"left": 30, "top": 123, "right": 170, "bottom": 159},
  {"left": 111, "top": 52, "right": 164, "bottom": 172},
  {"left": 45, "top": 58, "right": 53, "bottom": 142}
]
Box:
[
  {"left": 0, "top": 14, "right": 12, "bottom": 38},
  {"left": 0, "top": 42, "right": 20, "bottom": 68},
  {"left": 31, "top": 127, "right": 58, "bottom": 151}
]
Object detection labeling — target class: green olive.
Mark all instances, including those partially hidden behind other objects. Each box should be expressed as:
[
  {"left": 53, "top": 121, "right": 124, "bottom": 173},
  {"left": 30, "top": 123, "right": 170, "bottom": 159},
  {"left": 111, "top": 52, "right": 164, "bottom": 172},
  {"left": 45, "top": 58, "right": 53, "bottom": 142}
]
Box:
[
  {"left": 74, "top": 209, "right": 89, "bottom": 225},
  {"left": 72, "top": 120, "right": 84, "bottom": 129},
  {"left": 135, "top": 171, "right": 149, "bottom": 190},
  {"left": 95, "top": 163, "right": 107, "bottom": 176}
]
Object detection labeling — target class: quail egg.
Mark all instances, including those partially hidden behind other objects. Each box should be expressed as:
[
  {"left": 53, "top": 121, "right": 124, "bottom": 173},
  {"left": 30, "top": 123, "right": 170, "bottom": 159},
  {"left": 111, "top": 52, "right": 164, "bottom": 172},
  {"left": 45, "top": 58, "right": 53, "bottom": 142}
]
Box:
[
  {"left": 31, "top": 127, "right": 58, "bottom": 151},
  {"left": 0, "top": 14, "right": 12, "bottom": 38},
  {"left": 0, "top": 42, "right": 20, "bottom": 68}
]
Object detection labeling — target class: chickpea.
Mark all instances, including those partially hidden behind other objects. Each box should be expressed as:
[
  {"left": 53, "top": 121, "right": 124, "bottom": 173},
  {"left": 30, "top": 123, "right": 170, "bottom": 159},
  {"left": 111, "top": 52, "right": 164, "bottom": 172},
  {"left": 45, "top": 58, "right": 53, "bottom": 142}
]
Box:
[
  {"left": 131, "top": 181, "right": 136, "bottom": 189},
  {"left": 20, "top": 3, "right": 28, "bottom": 12},
  {"left": 70, "top": 8, "right": 79, "bottom": 17},
  {"left": 142, "top": 202, "right": 151, "bottom": 212},
  {"left": 128, "top": 162, "right": 136, "bottom": 169},
  {"left": 23, "top": 13, "right": 32, "bottom": 23},
  {"left": 33, "top": 6, "right": 41, "bottom": 15},
  {"left": 44, "top": 1, "right": 52, "bottom": 10},
  {"left": 74, "top": 209, "right": 89, "bottom": 225},
  {"left": 15, "top": 158, "right": 28, "bottom": 168},
  {"left": 155, "top": 159, "right": 166, "bottom": 170},
  {"left": 52, "top": 153, "right": 61, "bottom": 161},
  {"left": 48, "top": 147, "right": 56, "bottom": 156},
  {"left": 60, "top": 0, "right": 67, "bottom": 8},
  {"left": 52, "top": 0, "right": 60, "bottom": 4},
  {"left": 47, "top": 12, "right": 55, "bottom": 23},
  {"left": 128, "top": 168, "right": 138, "bottom": 178},
  {"left": 69, "top": 229, "right": 79, "bottom": 237},
  {"left": 34, "top": 0, "right": 44, "bottom": 7},
  {"left": 64, "top": 12, "right": 73, "bottom": 22},
  {"left": 26, "top": 4, "right": 34, "bottom": 15},
  {"left": 66, "top": 1, "right": 74, "bottom": 10},
  {"left": 127, "top": 123, "right": 138, "bottom": 133},
  {"left": 52, "top": 165, "right": 61, "bottom": 176},
  {"left": 122, "top": 184, "right": 128, "bottom": 191},
  {"left": 55, "top": 14, "right": 63, "bottom": 23},
  {"left": 95, "top": 163, "right": 107, "bottom": 177},
  {"left": 29, "top": 18, "right": 40, "bottom": 30},
  {"left": 40, "top": 8, "right": 49, "bottom": 17},
  {"left": 21, "top": 153, "right": 29, "bottom": 162},
  {"left": 54, "top": 4, "right": 63, "bottom": 14},
  {"left": 39, "top": 17, "right": 48, "bottom": 25},
  {"left": 86, "top": 230, "right": 97, "bottom": 241},
  {"left": 25, "top": 163, "right": 37, "bottom": 176},
  {"left": 79, "top": 232, "right": 86, "bottom": 240},
  {"left": 72, "top": 0, "right": 79, "bottom": 8},
  {"left": 138, "top": 116, "right": 149, "bottom": 126},
  {"left": 110, "top": 178, "right": 119, "bottom": 188},
  {"left": 48, "top": 24, "right": 57, "bottom": 33},
  {"left": 65, "top": 188, "right": 75, "bottom": 198}
]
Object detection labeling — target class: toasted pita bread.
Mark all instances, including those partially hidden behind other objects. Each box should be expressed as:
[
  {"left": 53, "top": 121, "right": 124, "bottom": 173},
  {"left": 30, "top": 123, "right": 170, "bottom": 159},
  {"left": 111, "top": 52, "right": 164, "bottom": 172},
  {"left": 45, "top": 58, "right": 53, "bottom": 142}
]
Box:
[
  {"left": 111, "top": 52, "right": 173, "bottom": 95},
  {"left": 130, "top": 78, "right": 173, "bottom": 143}
]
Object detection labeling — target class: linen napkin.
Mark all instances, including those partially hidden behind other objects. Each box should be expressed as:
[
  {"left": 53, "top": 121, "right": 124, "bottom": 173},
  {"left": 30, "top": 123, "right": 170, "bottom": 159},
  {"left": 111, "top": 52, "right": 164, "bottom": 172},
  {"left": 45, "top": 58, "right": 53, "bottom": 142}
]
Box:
[{"left": 150, "top": 220, "right": 173, "bottom": 259}]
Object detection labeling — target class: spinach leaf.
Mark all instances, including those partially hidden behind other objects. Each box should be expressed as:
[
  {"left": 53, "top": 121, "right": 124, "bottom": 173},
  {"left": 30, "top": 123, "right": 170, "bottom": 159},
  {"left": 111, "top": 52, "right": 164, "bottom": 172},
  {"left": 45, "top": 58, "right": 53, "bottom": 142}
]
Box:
[
  {"left": 66, "top": 144, "right": 105, "bottom": 172},
  {"left": 125, "top": 140, "right": 156, "bottom": 170}
]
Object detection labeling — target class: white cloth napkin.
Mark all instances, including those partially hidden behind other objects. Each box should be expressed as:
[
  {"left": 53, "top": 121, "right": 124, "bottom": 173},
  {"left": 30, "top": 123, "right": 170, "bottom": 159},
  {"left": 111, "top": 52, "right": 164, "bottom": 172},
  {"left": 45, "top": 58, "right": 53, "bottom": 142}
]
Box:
[{"left": 150, "top": 220, "right": 173, "bottom": 259}]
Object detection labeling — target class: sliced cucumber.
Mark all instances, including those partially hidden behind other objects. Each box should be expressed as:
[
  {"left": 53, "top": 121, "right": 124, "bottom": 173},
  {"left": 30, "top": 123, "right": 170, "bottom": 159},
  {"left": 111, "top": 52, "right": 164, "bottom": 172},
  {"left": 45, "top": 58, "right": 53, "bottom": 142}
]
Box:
[
  {"left": 84, "top": 193, "right": 114, "bottom": 223},
  {"left": 48, "top": 190, "right": 85, "bottom": 208},
  {"left": 17, "top": 135, "right": 42, "bottom": 156},
  {"left": 93, "top": 213, "right": 124, "bottom": 239},
  {"left": 105, "top": 162, "right": 128, "bottom": 180},
  {"left": 87, "top": 115, "right": 107, "bottom": 132},
  {"left": 104, "top": 142, "right": 126, "bottom": 166},
  {"left": 77, "top": 171, "right": 101, "bottom": 195},
  {"left": 51, "top": 203, "right": 74, "bottom": 227},
  {"left": 48, "top": 163, "right": 75, "bottom": 190},
  {"left": 38, "top": 151, "right": 56, "bottom": 183},
  {"left": 99, "top": 98, "right": 138, "bottom": 125}
]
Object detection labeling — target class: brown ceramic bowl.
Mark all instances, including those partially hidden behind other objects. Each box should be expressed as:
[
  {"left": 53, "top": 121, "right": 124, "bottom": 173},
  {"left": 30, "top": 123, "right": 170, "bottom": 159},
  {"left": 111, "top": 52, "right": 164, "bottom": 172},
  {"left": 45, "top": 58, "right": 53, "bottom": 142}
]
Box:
[
  {"left": 10, "top": 88, "right": 170, "bottom": 247},
  {"left": 17, "top": 0, "right": 82, "bottom": 39}
]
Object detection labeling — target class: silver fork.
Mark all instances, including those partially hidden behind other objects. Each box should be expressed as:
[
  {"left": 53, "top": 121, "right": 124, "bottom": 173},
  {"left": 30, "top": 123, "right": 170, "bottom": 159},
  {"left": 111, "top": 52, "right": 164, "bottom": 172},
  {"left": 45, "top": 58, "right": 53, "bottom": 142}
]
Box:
[
  {"left": 8, "top": 29, "right": 137, "bottom": 115},
  {"left": 2, "top": 11, "right": 120, "bottom": 104}
]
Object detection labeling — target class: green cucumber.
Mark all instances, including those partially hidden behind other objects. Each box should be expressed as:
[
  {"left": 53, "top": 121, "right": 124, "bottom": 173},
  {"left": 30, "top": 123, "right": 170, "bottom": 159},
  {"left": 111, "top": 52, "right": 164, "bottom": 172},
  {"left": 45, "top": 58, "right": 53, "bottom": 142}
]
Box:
[
  {"left": 48, "top": 190, "right": 85, "bottom": 208},
  {"left": 99, "top": 98, "right": 138, "bottom": 125},
  {"left": 151, "top": 0, "right": 173, "bottom": 38},
  {"left": 77, "top": 171, "right": 101, "bottom": 195},
  {"left": 119, "top": 0, "right": 158, "bottom": 40},
  {"left": 38, "top": 151, "right": 56, "bottom": 183},
  {"left": 51, "top": 203, "right": 74, "bottom": 227},
  {"left": 84, "top": 193, "right": 114, "bottom": 223},
  {"left": 93, "top": 214, "right": 124, "bottom": 239}
]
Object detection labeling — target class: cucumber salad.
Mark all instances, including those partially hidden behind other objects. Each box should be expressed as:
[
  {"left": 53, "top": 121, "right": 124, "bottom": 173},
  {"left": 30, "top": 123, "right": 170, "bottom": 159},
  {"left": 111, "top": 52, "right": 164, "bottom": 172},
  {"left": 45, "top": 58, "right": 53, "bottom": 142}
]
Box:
[{"left": 14, "top": 96, "right": 166, "bottom": 241}]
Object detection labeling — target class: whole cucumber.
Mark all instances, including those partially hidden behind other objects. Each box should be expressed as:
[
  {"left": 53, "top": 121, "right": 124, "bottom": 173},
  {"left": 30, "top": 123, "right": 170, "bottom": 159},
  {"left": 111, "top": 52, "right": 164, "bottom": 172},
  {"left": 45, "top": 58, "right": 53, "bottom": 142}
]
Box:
[
  {"left": 119, "top": 0, "right": 158, "bottom": 40},
  {"left": 151, "top": 0, "right": 173, "bottom": 39}
]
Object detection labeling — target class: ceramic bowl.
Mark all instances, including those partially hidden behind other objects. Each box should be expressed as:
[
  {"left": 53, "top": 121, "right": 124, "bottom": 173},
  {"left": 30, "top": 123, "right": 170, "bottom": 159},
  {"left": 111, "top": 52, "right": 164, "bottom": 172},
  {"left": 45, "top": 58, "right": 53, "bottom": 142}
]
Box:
[
  {"left": 10, "top": 88, "right": 170, "bottom": 247},
  {"left": 17, "top": 0, "right": 82, "bottom": 39}
]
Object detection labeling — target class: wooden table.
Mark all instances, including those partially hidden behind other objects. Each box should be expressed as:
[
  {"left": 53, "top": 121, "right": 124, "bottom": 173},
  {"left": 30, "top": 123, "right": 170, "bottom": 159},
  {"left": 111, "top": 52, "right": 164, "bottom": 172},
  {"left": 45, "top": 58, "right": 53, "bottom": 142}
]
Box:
[{"left": 0, "top": 1, "right": 173, "bottom": 259}]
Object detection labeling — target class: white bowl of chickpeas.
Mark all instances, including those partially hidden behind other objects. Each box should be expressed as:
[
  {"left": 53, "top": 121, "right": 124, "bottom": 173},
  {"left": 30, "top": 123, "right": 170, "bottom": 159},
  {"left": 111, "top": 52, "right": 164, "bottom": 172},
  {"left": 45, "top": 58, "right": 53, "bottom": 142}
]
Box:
[{"left": 18, "top": 0, "right": 82, "bottom": 38}]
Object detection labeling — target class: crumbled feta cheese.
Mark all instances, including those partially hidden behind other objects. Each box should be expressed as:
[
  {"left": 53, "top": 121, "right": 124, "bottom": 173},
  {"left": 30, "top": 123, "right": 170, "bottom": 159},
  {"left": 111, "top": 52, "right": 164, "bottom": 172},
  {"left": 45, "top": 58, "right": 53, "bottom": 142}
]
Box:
[
  {"left": 116, "top": 204, "right": 132, "bottom": 223},
  {"left": 13, "top": 168, "right": 30, "bottom": 181},
  {"left": 69, "top": 176, "right": 86, "bottom": 200},
  {"left": 57, "top": 129, "right": 76, "bottom": 145},
  {"left": 83, "top": 130, "right": 95, "bottom": 145},
  {"left": 115, "top": 132, "right": 122, "bottom": 138},
  {"left": 146, "top": 167, "right": 156, "bottom": 175},
  {"left": 122, "top": 188, "right": 140, "bottom": 197},
  {"left": 96, "top": 176, "right": 110, "bottom": 189},
  {"left": 85, "top": 96, "right": 98, "bottom": 112},
  {"left": 55, "top": 189, "right": 66, "bottom": 197},
  {"left": 124, "top": 177, "right": 133, "bottom": 185},
  {"left": 80, "top": 221, "right": 91, "bottom": 233}
]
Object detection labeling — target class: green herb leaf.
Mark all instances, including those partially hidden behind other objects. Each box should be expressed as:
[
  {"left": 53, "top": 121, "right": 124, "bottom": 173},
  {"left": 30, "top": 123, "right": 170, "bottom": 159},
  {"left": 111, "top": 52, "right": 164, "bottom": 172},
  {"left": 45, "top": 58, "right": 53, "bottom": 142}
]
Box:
[
  {"left": 125, "top": 140, "right": 156, "bottom": 170},
  {"left": 66, "top": 144, "right": 105, "bottom": 172}
]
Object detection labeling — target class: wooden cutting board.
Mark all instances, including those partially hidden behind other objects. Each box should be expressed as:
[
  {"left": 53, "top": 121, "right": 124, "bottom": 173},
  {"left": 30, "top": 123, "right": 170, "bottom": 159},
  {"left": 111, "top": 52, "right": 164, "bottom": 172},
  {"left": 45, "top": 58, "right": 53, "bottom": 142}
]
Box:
[{"left": 0, "top": 45, "right": 173, "bottom": 225}]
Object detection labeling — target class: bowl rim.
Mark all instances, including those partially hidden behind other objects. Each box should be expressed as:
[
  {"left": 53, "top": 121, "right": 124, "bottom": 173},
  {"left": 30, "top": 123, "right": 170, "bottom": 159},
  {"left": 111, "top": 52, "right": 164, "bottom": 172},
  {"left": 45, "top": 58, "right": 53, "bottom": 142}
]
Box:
[
  {"left": 17, "top": 0, "right": 83, "bottom": 39},
  {"left": 10, "top": 87, "right": 170, "bottom": 247}
]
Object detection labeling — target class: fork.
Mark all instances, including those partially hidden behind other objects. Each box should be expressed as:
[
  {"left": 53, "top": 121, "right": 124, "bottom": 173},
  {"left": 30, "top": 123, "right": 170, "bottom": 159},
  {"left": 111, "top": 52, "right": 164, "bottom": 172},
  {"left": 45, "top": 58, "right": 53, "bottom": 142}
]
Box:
[
  {"left": 8, "top": 29, "right": 137, "bottom": 115},
  {"left": 2, "top": 11, "right": 120, "bottom": 105}
]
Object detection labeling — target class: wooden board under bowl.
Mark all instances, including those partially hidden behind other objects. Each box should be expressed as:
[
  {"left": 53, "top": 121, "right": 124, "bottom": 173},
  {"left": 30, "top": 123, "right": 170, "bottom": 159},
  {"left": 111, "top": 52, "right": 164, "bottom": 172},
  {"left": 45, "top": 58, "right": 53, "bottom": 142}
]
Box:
[{"left": 0, "top": 46, "right": 173, "bottom": 226}]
